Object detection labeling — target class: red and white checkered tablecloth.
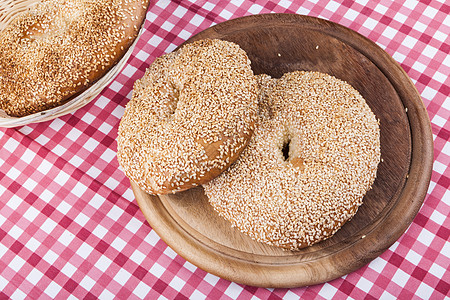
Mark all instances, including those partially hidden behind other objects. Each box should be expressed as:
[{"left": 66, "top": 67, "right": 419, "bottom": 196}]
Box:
[{"left": 0, "top": 0, "right": 449, "bottom": 298}]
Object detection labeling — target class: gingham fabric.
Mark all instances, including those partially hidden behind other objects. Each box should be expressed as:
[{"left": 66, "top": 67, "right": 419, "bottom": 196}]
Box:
[{"left": 0, "top": 0, "right": 449, "bottom": 298}]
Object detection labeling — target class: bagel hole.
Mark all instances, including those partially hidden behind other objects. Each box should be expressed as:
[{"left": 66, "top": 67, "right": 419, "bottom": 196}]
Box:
[{"left": 282, "top": 139, "right": 291, "bottom": 161}]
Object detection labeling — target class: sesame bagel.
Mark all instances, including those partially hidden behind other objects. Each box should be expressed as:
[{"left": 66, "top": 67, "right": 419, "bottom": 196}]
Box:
[
  {"left": 117, "top": 39, "right": 258, "bottom": 195},
  {"left": 203, "top": 71, "right": 381, "bottom": 250},
  {"left": 0, "top": 0, "right": 149, "bottom": 117}
]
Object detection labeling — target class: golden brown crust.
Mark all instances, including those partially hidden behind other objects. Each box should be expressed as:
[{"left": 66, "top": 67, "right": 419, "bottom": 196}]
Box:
[
  {"left": 117, "top": 39, "right": 259, "bottom": 195},
  {"left": 0, "top": 0, "right": 149, "bottom": 117},
  {"left": 204, "top": 71, "right": 381, "bottom": 250}
]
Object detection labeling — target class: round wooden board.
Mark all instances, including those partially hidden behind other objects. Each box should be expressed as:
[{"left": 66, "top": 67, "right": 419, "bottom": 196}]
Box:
[{"left": 132, "top": 14, "right": 433, "bottom": 288}]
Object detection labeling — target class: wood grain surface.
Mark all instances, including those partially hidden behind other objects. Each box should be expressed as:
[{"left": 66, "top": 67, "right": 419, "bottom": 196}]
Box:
[{"left": 132, "top": 14, "right": 433, "bottom": 288}]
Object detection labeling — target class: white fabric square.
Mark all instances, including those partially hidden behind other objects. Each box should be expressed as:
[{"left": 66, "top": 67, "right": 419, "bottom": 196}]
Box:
[
  {"left": 412, "top": 20, "right": 427, "bottom": 33},
  {"left": 189, "top": 290, "right": 206, "bottom": 300},
  {"left": 69, "top": 155, "right": 84, "bottom": 168},
  {"left": 218, "top": 9, "right": 233, "bottom": 20},
  {"left": 393, "top": 12, "right": 408, "bottom": 23},
  {"left": 95, "top": 96, "right": 110, "bottom": 110},
  {"left": 43, "top": 249, "right": 59, "bottom": 265},
  {"left": 7, "top": 167, "right": 21, "bottom": 181},
  {"left": 344, "top": 9, "right": 359, "bottom": 22},
  {"left": 58, "top": 230, "right": 75, "bottom": 247},
  {"left": 52, "top": 144, "right": 66, "bottom": 156},
  {"left": 44, "top": 281, "right": 62, "bottom": 299},
  {"left": 144, "top": 230, "right": 160, "bottom": 247},
  {"left": 403, "top": 0, "right": 418, "bottom": 10},
  {"left": 0, "top": 276, "right": 7, "bottom": 292},
  {"left": 431, "top": 115, "right": 447, "bottom": 128},
  {"left": 56, "top": 200, "right": 72, "bottom": 215},
  {"left": 248, "top": 4, "right": 264, "bottom": 14},
  {"left": 190, "top": 14, "right": 205, "bottom": 26},
  {"left": 136, "top": 50, "right": 150, "bottom": 62},
  {"left": 183, "top": 261, "right": 197, "bottom": 273},
  {"left": 169, "top": 276, "right": 186, "bottom": 291},
  {"left": 441, "top": 141, "right": 450, "bottom": 156},
  {"left": 37, "top": 160, "right": 53, "bottom": 176},
  {"left": 23, "top": 206, "right": 40, "bottom": 223},
  {"left": 72, "top": 182, "right": 88, "bottom": 198},
  {"left": 9, "top": 225, "right": 24, "bottom": 239},
  {"left": 49, "top": 119, "right": 65, "bottom": 132},
  {"left": 363, "top": 18, "right": 378, "bottom": 30},
  {"left": 22, "top": 149, "right": 36, "bottom": 164},
  {"left": 325, "top": 1, "right": 340, "bottom": 12},
  {"left": 92, "top": 224, "right": 108, "bottom": 239},
  {"left": 99, "top": 289, "right": 115, "bottom": 300},
  {"left": 23, "top": 177, "right": 38, "bottom": 192},
  {"left": 95, "top": 255, "right": 113, "bottom": 272},
  {"left": 98, "top": 122, "right": 113, "bottom": 135},
  {"left": 433, "top": 30, "right": 447, "bottom": 43},
  {"left": 133, "top": 281, "right": 152, "bottom": 298},
  {"left": 67, "top": 128, "right": 82, "bottom": 141},
  {"left": 149, "top": 262, "right": 165, "bottom": 278},
  {"left": 10, "top": 256, "right": 26, "bottom": 272},
  {"left": 130, "top": 249, "right": 147, "bottom": 265},
  {"left": 80, "top": 275, "right": 96, "bottom": 291},
  {"left": 318, "top": 282, "right": 338, "bottom": 298},
  {"left": 61, "top": 262, "right": 77, "bottom": 278},
  {"left": 380, "top": 290, "right": 396, "bottom": 299},
  {"left": 423, "top": 6, "right": 438, "bottom": 19},
  {"left": 89, "top": 194, "right": 105, "bottom": 210},
  {"left": 0, "top": 243, "right": 8, "bottom": 258},
  {"left": 203, "top": 273, "right": 220, "bottom": 286},
  {"left": 81, "top": 112, "right": 96, "bottom": 125},
  {"left": 430, "top": 209, "right": 446, "bottom": 226},
  {"left": 421, "top": 86, "right": 437, "bottom": 101},
  {"left": 429, "top": 262, "right": 446, "bottom": 279},
  {"left": 356, "top": 276, "right": 373, "bottom": 293},
  {"left": 40, "top": 218, "right": 57, "bottom": 235},
  {"left": 368, "top": 257, "right": 388, "bottom": 273},
  {"left": 105, "top": 177, "right": 120, "bottom": 191},
  {"left": 111, "top": 236, "right": 127, "bottom": 252},
  {"left": 122, "top": 65, "right": 138, "bottom": 78},
  {"left": 163, "top": 247, "right": 177, "bottom": 259},
  {"left": 109, "top": 81, "right": 123, "bottom": 93},
  {"left": 25, "top": 237, "right": 41, "bottom": 252},
  {"left": 125, "top": 217, "right": 142, "bottom": 234},
  {"left": 392, "top": 268, "right": 409, "bottom": 287},
  {"left": 87, "top": 166, "right": 102, "bottom": 179},
  {"left": 74, "top": 212, "right": 89, "bottom": 227},
  {"left": 11, "top": 289, "right": 27, "bottom": 300},
  {"left": 4, "top": 138, "right": 19, "bottom": 153},
  {"left": 224, "top": 283, "right": 243, "bottom": 299},
  {"left": 405, "top": 249, "right": 422, "bottom": 264},
  {"left": 6, "top": 195, "right": 22, "bottom": 210},
  {"left": 54, "top": 170, "right": 70, "bottom": 186},
  {"left": 111, "top": 106, "right": 125, "bottom": 119},
  {"left": 77, "top": 242, "right": 94, "bottom": 260},
  {"left": 35, "top": 134, "right": 50, "bottom": 145},
  {"left": 40, "top": 189, "right": 55, "bottom": 202},
  {"left": 107, "top": 205, "right": 123, "bottom": 222},
  {"left": 202, "top": 2, "right": 215, "bottom": 11},
  {"left": 100, "top": 148, "right": 116, "bottom": 163},
  {"left": 403, "top": 35, "right": 418, "bottom": 48},
  {"left": 412, "top": 60, "right": 427, "bottom": 73},
  {"left": 416, "top": 282, "right": 434, "bottom": 298},
  {"left": 432, "top": 71, "right": 447, "bottom": 83}
]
